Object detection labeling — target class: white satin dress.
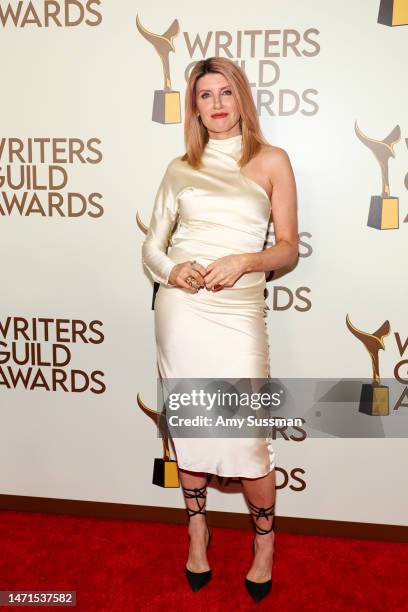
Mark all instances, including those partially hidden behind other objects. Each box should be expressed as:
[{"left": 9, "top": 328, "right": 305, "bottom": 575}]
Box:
[{"left": 142, "top": 133, "right": 276, "bottom": 478}]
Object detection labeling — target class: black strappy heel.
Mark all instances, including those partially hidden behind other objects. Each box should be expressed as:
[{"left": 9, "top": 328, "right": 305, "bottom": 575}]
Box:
[
  {"left": 244, "top": 499, "right": 275, "bottom": 603},
  {"left": 182, "top": 484, "right": 212, "bottom": 592}
]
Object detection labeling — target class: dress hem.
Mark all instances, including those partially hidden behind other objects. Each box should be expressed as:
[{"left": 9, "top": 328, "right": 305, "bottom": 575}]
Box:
[{"left": 176, "top": 463, "right": 275, "bottom": 479}]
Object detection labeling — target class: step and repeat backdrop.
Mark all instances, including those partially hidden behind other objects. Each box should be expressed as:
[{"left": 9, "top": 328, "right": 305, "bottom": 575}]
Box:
[{"left": 1, "top": 1, "right": 407, "bottom": 527}]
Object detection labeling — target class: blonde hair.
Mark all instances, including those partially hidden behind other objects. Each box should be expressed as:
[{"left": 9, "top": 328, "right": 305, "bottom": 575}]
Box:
[{"left": 181, "top": 57, "right": 270, "bottom": 169}]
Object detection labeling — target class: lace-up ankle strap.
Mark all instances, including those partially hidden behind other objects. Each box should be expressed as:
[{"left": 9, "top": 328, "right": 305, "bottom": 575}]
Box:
[
  {"left": 247, "top": 499, "right": 275, "bottom": 535},
  {"left": 181, "top": 485, "right": 208, "bottom": 518}
]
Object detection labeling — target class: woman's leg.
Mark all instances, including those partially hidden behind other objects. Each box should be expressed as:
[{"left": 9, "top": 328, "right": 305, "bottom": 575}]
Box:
[
  {"left": 179, "top": 468, "right": 211, "bottom": 572},
  {"left": 241, "top": 468, "right": 276, "bottom": 582}
]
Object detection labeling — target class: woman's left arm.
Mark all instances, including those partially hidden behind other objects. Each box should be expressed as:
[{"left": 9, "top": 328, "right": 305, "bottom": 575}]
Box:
[
  {"left": 242, "top": 147, "right": 299, "bottom": 274},
  {"left": 203, "top": 148, "right": 299, "bottom": 291}
]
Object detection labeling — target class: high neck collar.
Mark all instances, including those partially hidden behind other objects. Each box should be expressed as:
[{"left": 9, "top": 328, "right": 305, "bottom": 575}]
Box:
[
  {"left": 206, "top": 133, "right": 242, "bottom": 160},
  {"left": 207, "top": 133, "right": 242, "bottom": 146}
]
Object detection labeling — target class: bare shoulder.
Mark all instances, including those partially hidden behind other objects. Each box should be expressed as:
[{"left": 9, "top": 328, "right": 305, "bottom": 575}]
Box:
[
  {"left": 259, "top": 144, "right": 291, "bottom": 167},
  {"left": 259, "top": 144, "right": 294, "bottom": 184}
]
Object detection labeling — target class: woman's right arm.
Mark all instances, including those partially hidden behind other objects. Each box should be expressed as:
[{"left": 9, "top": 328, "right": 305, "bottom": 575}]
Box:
[{"left": 141, "top": 162, "right": 179, "bottom": 286}]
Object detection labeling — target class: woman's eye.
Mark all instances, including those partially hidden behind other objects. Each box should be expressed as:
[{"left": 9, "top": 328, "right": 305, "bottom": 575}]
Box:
[{"left": 200, "top": 90, "right": 231, "bottom": 99}]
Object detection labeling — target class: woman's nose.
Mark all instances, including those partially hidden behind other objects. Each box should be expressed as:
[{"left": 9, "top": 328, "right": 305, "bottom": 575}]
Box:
[{"left": 212, "top": 95, "right": 222, "bottom": 109}]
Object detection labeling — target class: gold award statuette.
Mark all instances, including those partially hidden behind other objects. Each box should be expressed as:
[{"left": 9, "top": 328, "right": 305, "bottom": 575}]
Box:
[
  {"left": 355, "top": 121, "right": 400, "bottom": 230},
  {"left": 378, "top": 0, "right": 408, "bottom": 26},
  {"left": 137, "top": 393, "right": 180, "bottom": 487},
  {"left": 346, "top": 314, "right": 390, "bottom": 416},
  {"left": 136, "top": 14, "right": 181, "bottom": 124}
]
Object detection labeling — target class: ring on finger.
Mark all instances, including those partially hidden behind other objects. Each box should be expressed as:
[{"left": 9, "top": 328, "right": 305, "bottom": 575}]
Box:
[{"left": 186, "top": 275, "right": 200, "bottom": 289}]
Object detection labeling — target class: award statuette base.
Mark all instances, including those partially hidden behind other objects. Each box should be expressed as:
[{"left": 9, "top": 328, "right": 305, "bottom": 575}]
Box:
[
  {"left": 152, "top": 458, "right": 180, "bottom": 487},
  {"left": 152, "top": 90, "right": 181, "bottom": 124},
  {"left": 359, "top": 383, "right": 389, "bottom": 416},
  {"left": 378, "top": 0, "right": 408, "bottom": 26},
  {"left": 367, "top": 195, "right": 399, "bottom": 230}
]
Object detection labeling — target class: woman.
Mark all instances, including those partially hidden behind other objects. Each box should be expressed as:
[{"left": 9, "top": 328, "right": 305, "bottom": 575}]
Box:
[{"left": 142, "top": 57, "right": 298, "bottom": 603}]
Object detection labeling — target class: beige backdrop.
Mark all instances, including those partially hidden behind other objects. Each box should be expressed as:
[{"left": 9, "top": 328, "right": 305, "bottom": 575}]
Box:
[{"left": 0, "top": 0, "right": 407, "bottom": 526}]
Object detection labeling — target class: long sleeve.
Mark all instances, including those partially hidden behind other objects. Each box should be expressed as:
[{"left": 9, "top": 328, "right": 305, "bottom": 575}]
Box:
[{"left": 142, "top": 161, "right": 179, "bottom": 286}]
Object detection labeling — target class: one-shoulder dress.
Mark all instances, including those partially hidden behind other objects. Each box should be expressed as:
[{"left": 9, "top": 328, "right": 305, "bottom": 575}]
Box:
[{"left": 142, "top": 133, "right": 276, "bottom": 478}]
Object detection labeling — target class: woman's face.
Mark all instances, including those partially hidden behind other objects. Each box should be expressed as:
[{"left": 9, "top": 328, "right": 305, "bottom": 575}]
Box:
[{"left": 195, "top": 72, "right": 241, "bottom": 139}]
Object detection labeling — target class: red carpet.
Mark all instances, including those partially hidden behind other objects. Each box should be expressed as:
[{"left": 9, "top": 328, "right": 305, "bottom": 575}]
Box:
[{"left": 0, "top": 510, "right": 407, "bottom": 611}]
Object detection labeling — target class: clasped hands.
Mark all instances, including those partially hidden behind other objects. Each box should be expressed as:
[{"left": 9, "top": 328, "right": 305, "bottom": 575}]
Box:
[{"left": 169, "top": 255, "right": 246, "bottom": 292}]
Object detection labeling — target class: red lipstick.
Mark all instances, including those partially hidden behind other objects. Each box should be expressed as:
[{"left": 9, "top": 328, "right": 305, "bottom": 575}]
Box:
[{"left": 211, "top": 112, "right": 228, "bottom": 118}]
